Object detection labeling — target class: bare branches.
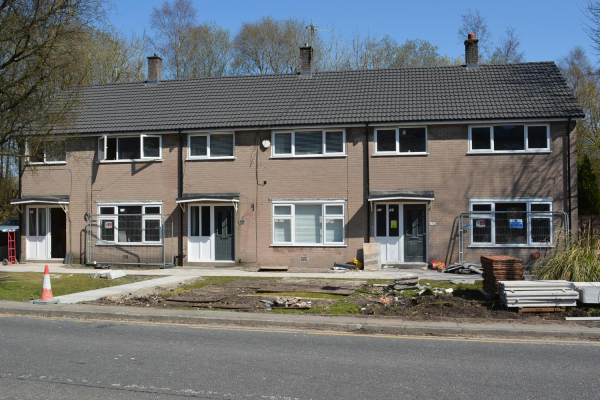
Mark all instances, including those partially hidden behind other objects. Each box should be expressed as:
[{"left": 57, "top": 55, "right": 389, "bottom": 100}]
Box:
[
  {"left": 457, "top": 9, "right": 492, "bottom": 58},
  {"left": 490, "top": 28, "right": 525, "bottom": 64}
]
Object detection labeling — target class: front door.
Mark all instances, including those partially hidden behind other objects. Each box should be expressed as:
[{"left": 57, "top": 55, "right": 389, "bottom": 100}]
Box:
[
  {"left": 214, "top": 206, "right": 234, "bottom": 261},
  {"left": 50, "top": 208, "right": 66, "bottom": 259},
  {"left": 374, "top": 204, "right": 401, "bottom": 263},
  {"left": 403, "top": 204, "right": 426, "bottom": 262},
  {"left": 27, "top": 207, "right": 49, "bottom": 259}
]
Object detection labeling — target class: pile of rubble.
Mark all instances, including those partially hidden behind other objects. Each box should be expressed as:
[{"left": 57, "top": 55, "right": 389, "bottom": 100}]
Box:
[
  {"left": 388, "top": 275, "right": 420, "bottom": 291},
  {"left": 261, "top": 297, "right": 312, "bottom": 309}
]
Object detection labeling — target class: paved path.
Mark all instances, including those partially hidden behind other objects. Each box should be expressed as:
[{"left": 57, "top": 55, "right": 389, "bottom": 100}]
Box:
[
  {"left": 0, "top": 263, "right": 481, "bottom": 281},
  {"left": 1, "top": 301, "right": 598, "bottom": 339},
  {"left": 54, "top": 276, "right": 198, "bottom": 304},
  {"left": 1, "top": 316, "right": 599, "bottom": 399}
]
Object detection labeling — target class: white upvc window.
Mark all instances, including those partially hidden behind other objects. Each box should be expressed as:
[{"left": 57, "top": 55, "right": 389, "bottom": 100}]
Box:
[
  {"left": 468, "top": 124, "right": 551, "bottom": 153},
  {"left": 187, "top": 132, "right": 235, "bottom": 159},
  {"left": 271, "top": 130, "right": 346, "bottom": 158},
  {"left": 469, "top": 199, "right": 553, "bottom": 247},
  {"left": 97, "top": 134, "right": 162, "bottom": 162},
  {"left": 97, "top": 203, "right": 162, "bottom": 245},
  {"left": 272, "top": 201, "right": 346, "bottom": 246},
  {"left": 27, "top": 140, "right": 67, "bottom": 164},
  {"left": 374, "top": 127, "right": 428, "bottom": 155}
]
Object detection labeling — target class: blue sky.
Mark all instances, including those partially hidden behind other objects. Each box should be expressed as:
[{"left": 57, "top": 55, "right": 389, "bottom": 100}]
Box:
[{"left": 110, "top": 0, "right": 596, "bottom": 64}]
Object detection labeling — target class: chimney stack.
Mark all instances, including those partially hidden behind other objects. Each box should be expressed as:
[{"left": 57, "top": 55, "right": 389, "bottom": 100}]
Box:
[
  {"left": 464, "top": 33, "right": 479, "bottom": 68},
  {"left": 147, "top": 54, "right": 162, "bottom": 82},
  {"left": 299, "top": 44, "right": 313, "bottom": 75}
]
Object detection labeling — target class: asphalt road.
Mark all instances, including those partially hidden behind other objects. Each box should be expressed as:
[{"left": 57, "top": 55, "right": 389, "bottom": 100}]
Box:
[{"left": 1, "top": 316, "right": 599, "bottom": 400}]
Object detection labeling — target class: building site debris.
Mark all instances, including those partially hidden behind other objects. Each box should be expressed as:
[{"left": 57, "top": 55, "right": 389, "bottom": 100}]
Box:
[
  {"left": 388, "top": 274, "right": 419, "bottom": 291},
  {"left": 499, "top": 280, "right": 578, "bottom": 310},
  {"left": 573, "top": 282, "right": 600, "bottom": 304},
  {"left": 270, "top": 297, "right": 312, "bottom": 309},
  {"left": 481, "top": 255, "right": 524, "bottom": 295},
  {"left": 90, "top": 270, "right": 127, "bottom": 280},
  {"left": 565, "top": 317, "right": 600, "bottom": 321},
  {"left": 257, "top": 266, "right": 288, "bottom": 272}
]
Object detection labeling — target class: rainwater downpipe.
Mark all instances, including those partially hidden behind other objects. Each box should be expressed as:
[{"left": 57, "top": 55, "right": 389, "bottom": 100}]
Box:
[
  {"left": 178, "top": 130, "right": 184, "bottom": 266},
  {"left": 365, "top": 122, "right": 370, "bottom": 243},
  {"left": 566, "top": 117, "right": 573, "bottom": 234}
]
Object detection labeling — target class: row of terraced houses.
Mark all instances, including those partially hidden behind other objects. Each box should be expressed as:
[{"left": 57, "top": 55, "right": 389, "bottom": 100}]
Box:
[{"left": 12, "top": 35, "right": 584, "bottom": 270}]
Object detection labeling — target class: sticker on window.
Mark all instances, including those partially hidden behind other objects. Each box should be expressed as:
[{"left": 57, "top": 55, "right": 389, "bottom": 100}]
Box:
[
  {"left": 509, "top": 219, "right": 523, "bottom": 229},
  {"left": 390, "top": 220, "right": 397, "bottom": 229},
  {"left": 476, "top": 220, "right": 487, "bottom": 228},
  {"left": 104, "top": 221, "right": 113, "bottom": 228}
]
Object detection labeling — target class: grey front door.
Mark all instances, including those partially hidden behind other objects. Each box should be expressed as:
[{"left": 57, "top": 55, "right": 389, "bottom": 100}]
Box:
[
  {"left": 214, "top": 206, "right": 234, "bottom": 261},
  {"left": 403, "top": 204, "right": 426, "bottom": 262}
]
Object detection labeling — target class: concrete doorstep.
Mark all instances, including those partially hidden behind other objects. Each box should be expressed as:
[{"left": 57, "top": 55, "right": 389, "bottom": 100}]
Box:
[{"left": 1, "top": 301, "right": 599, "bottom": 340}]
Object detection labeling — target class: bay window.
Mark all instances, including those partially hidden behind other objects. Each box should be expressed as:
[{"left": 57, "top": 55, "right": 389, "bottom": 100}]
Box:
[
  {"left": 271, "top": 130, "right": 345, "bottom": 157},
  {"left": 98, "top": 135, "right": 162, "bottom": 161},
  {"left": 469, "top": 124, "right": 550, "bottom": 153},
  {"left": 97, "top": 204, "right": 162, "bottom": 244},
  {"left": 470, "top": 200, "right": 553, "bottom": 246},
  {"left": 272, "top": 201, "right": 345, "bottom": 245}
]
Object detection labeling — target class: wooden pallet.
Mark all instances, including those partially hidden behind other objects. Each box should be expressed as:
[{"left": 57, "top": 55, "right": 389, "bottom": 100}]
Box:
[{"left": 516, "top": 307, "right": 566, "bottom": 313}]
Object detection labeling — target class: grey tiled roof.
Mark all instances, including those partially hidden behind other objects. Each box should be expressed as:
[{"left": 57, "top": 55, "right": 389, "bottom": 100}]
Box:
[{"left": 71, "top": 62, "right": 584, "bottom": 133}]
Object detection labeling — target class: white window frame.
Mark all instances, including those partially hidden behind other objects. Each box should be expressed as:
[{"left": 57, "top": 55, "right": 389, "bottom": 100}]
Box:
[
  {"left": 96, "top": 203, "right": 162, "bottom": 245},
  {"left": 26, "top": 140, "right": 67, "bottom": 164},
  {"left": 187, "top": 132, "right": 236, "bottom": 160},
  {"left": 469, "top": 199, "right": 553, "bottom": 247},
  {"left": 271, "top": 200, "right": 346, "bottom": 246},
  {"left": 468, "top": 124, "right": 551, "bottom": 154},
  {"left": 373, "top": 127, "right": 428, "bottom": 156},
  {"left": 97, "top": 134, "right": 163, "bottom": 162},
  {"left": 270, "top": 130, "right": 346, "bottom": 158}
]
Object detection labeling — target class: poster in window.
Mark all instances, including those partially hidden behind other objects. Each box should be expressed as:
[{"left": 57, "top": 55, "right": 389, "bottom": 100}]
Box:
[
  {"left": 476, "top": 220, "right": 486, "bottom": 228},
  {"left": 104, "top": 221, "right": 113, "bottom": 228},
  {"left": 509, "top": 219, "right": 523, "bottom": 229}
]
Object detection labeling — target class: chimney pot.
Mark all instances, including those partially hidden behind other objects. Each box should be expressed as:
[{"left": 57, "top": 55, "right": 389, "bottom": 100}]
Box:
[
  {"left": 464, "top": 34, "right": 479, "bottom": 68},
  {"left": 147, "top": 54, "right": 163, "bottom": 82},
  {"left": 299, "top": 45, "right": 313, "bottom": 75}
]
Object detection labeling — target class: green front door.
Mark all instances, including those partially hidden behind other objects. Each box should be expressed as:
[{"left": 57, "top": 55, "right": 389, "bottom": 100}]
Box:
[
  {"left": 214, "top": 206, "right": 234, "bottom": 261},
  {"left": 403, "top": 204, "right": 426, "bottom": 262}
]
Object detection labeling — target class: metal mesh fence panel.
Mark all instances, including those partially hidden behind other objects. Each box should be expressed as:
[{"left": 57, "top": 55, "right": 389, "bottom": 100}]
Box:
[
  {"left": 86, "top": 214, "right": 174, "bottom": 267},
  {"left": 455, "top": 211, "right": 569, "bottom": 266}
]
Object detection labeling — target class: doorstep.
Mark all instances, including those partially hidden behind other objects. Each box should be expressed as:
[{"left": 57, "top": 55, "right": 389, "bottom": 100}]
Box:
[{"left": 382, "top": 262, "right": 428, "bottom": 270}]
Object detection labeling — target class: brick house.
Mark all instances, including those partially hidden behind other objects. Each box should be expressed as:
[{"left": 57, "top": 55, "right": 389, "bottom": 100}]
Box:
[{"left": 12, "top": 36, "right": 584, "bottom": 269}]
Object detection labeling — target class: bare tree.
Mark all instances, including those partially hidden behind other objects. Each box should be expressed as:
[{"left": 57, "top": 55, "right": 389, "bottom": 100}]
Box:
[
  {"left": 584, "top": 1, "right": 600, "bottom": 61},
  {"left": 150, "top": 0, "right": 197, "bottom": 79},
  {"left": 182, "top": 22, "right": 231, "bottom": 78},
  {"left": 457, "top": 9, "right": 492, "bottom": 59},
  {"left": 490, "top": 27, "right": 525, "bottom": 64},
  {"left": 558, "top": 47, "right": 600, "bottom": 159},
  {"left": 232, "top": 17, "right": 310, "bottom": 75}
]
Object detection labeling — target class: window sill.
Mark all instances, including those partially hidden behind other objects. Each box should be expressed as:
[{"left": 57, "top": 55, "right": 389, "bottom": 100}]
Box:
[
  {"left": 270, "top": 244, "right": 347, "bottom": 248},
  {"left": 26, "top": 161, "right": 67, "bottom": 165},
  {"left": 186, "top": 156, "right": 236, "bottom": 161},
  {"left": 467, "top": 150, "right": 552, "bottom": 155},
  {"left": 270, "top": 154, "right": 347, "bottom": 159},
  {"left": 372, "top": 152, "right": 428, "bottom": 157},
  {"left": 97, "top": 159, "right": 163, "bottom": 164},
  {"left": 96, "top": 242, "right": 163, "bottom": 246},
  {"left": 468, "top": 244, "right": 553, "bottom": 248}
]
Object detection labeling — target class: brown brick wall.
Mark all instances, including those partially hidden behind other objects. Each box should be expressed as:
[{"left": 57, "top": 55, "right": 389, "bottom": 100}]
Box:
[{"left": 19, "top": 121, "right": 576, "bottom": 269}]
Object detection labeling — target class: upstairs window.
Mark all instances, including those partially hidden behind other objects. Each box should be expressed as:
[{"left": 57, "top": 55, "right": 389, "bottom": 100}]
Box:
[
  {"left": 374, "top": 127, "right": 427, "bottom": 155},
  {"left": 27, "top": 140, "right": 66, "bottom": 164},
  {"left": 271, "top": 130, "right": 345, "bottom": 157},
  {"left": 98, "top": 135, "right": 162, "bottom": 161},
  {"left": 469, "top": 124, "right": 550, "bottom": 153},
  {"left": 188, "top": 133, "right": 235, "bottom": 159}
]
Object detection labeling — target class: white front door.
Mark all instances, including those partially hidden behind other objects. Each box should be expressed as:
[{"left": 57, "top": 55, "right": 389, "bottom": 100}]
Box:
[
  {"left": 188, "top": 205, "right": 214, "bottom": 262},
  {"left": 374, "top": 203, "right": 401, "bottom": 263},
  {"left": 27, "top": 207, "right": 49, "bottom": 259}
]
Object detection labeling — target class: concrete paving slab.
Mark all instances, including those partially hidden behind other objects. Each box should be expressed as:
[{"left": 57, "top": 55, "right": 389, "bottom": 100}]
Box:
[
  {"left": 0, "top": 264, "right": 481, "bottom": 281},
  {"left": 54, "top": 276, "right": 198, "bottom": 304}
]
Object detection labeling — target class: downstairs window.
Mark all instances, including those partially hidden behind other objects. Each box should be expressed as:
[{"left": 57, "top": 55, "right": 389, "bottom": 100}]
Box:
[
  {"left": 272, "top": 202, "right": 345, "bottom": 245},
  {"left": 98, "top": 204, "right": 162, "bottom": 244}
]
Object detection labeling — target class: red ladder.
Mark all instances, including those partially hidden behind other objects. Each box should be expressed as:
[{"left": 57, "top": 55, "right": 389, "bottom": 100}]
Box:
[{"left": 7, "top": 231, "right": 16, "bottom": 265}]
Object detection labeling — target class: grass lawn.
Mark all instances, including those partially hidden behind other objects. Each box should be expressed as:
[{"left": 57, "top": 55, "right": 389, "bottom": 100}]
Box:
[{"left": 0, "top": 272, "right": 152, "bottom": 302}]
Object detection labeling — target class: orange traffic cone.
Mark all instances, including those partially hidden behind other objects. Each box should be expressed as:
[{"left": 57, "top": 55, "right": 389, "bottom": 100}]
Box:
[{"left": 33, "top": 265, "right": 60, "bottom": 304}]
